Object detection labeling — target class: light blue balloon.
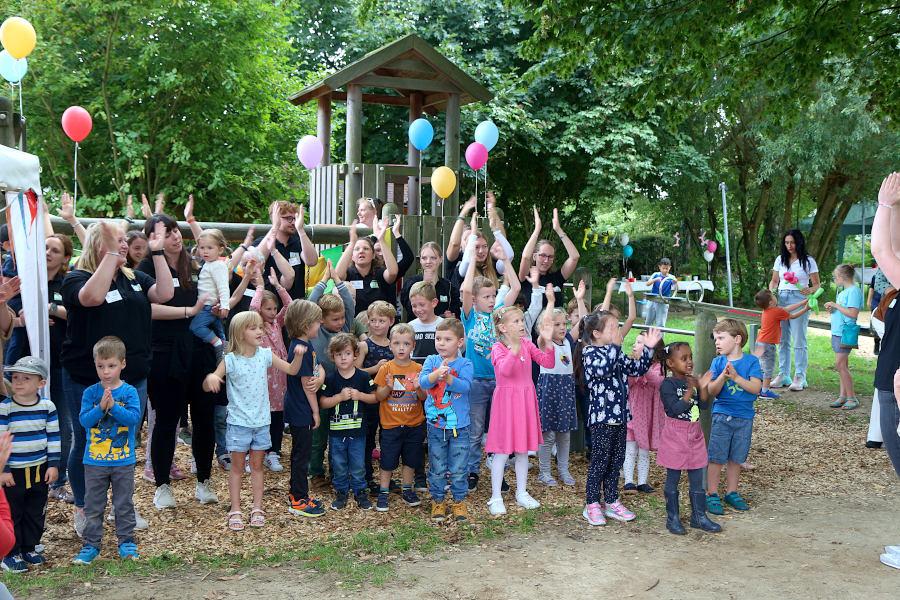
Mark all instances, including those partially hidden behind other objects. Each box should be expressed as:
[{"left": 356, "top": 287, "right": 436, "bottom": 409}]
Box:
[
  {"left": 623, "top": 244, "right": 634, "bottom": 259},
  {"left": 474, "top": 120, "right": 499, "bottom": 151},
  {"left": 408, "top": 118, "right": 434, "bottom": 151},
  {"left": 0, "top": 50, "right": 27, "bottom": 84}
]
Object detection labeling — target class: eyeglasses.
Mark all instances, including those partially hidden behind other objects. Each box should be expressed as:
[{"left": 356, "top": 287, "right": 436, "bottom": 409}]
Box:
[
  {"left": 281, "top": 215, "right": 296, "bottom": 223},
  {"left": 536, "top": 253, "right": 555, "bottom": 260}
]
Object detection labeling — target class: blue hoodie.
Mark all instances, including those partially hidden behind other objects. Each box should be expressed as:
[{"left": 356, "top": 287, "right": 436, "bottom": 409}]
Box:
[{"left": 419, "top": 355, "right": 473, "bottom": 431}]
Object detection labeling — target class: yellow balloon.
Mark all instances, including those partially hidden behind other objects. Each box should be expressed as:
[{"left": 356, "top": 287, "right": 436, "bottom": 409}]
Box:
[
  {"left": 431, "top": 166, "right": 457, "bottom": 199},
  {"left": 0, "top": 17, "right": 36, "bottom": 60}
]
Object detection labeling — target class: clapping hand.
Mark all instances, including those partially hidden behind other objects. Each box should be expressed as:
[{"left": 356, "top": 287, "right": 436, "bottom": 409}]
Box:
[
  {"left": 574, "top": 279, "right": 586, "bottom": 301},
  {"left": 538, "top": 315, "right": 554, "bottom": 346},
  {"left": 0, "top": 277, "right": 21, "bottom": 304},
  {"left": 724, "top": 362, "right": 738, "bottom": 380},
  {"left": 140, "top": 194, "right": 153, "bottom": 218},
  {"left": 878, "top": 172, "right": 900, "bottom": 207},
  {"left": 526, "top": 266, "right": 540, "bottom": 287},
  {"left": 643, "top": 327, "right": 662, "bottom": 348},
  {"left": 268, "top": 267, "right": 281, "bottom": 289},
  {"left": 154, "top": 193, "right": 165, "bottom": 215},
  {"left": 184, "top": 194, "right": 195, "bottom": 221},
  {"left": 59, "top": 191, "right": 77, "bottom": 223},
  {"left": 392, "top": 215, "right": 402, "bottom": 238},
  {"left": 552, "top": 208, "right": 562, "bottom": 233}
]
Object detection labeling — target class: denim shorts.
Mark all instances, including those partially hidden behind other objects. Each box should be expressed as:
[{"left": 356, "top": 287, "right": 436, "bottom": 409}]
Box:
[
  {"left": 707, "top": 413, "right": 753, "bottom": 464},
  {"left": 831, "top": 335, "right": 851, "bottom": 355},
  {"left": 379, "top": 423, "right": 426, "bottom": 471},
  {"left": 226, "top": 423, "right": 271, "bottom": 453},
  {"left": 755, "top": 342, "right": 777, "bottom": 378}
]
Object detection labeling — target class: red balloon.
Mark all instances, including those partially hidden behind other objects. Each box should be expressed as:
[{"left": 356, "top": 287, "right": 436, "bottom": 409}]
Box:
[
  {"left": 61, "top": 106, "right": 92, "bottom": 142},
  {"left": 465, "top": 142, "right": 488, "bottom": 171}
]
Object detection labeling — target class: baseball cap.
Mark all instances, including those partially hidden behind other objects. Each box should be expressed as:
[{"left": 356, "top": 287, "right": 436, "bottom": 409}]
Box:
[{"left": 5, "top": 356, "right": 49, "bottom": 380}]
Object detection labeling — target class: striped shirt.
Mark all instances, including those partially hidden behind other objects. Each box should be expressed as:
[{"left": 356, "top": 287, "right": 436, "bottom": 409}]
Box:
[{"left": 0, "top": 396, "right": 61, "bottom": 470}]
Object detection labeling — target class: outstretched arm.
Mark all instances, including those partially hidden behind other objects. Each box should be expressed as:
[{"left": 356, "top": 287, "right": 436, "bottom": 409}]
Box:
[
  {"left": 552, "top": 208, "right": 580, "bottom": 279},
  {"left": 446, "top": 196, "right": 477, "bottom": 263},
  {"left": 518, "top": 207, "right": 541, "bottom": 281}
]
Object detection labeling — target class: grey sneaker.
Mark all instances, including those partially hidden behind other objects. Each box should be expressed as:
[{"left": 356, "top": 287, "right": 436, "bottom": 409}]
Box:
[
  {"left": 195, "top": 480, "right": 219, "bottom": 504},
  {"left": 789, "top": 375, "right": 806, "bottom": 391},
  {"left": 107, "top": 507, "right": 149, "bottom": 530},
  {"left": 537, "top": 473, "right": 558, "bottom": 487},
  {"left": 559, "top": 471, "right": 576, "bottom": 486},
  {"left": 74, "top": 507, "right": 87, "bottom": 538},
  {"left": 153, "top": 484, "right": 176, "bottom": 510},
  {"left": 770, "top": 374, "right": 790, "bottom": 388}
]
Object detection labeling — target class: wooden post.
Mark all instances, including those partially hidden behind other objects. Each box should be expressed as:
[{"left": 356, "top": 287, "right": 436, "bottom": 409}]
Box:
[
  {"left": 693, "top": 309, "right": 718, "bottom": 443},
  {"left": 407, "top": 92, "right": 422, "bottom": 215},
  {"left": 344, "top": 84, "right": 363, "bottom": 225},
  {"left": 316, "top": 95, "right": 332, "bottom": 166},
  {"left": 440, "top": 93, "right": 461, "bottom": 217}
]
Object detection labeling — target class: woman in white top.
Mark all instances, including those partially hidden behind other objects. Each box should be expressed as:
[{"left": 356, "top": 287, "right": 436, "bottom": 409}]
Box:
[{"left": 767, "top": 229, "right": 821, "bottom": 391}]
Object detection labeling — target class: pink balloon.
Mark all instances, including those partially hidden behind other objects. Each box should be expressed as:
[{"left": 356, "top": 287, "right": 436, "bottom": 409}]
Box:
[
  {"left": 465, "top": 142, "right": 488, "bottom": 171},
  {"left": 296, "top": 135, "right": 324, "bottom": 170},
  {"left": 61, "top": 106, "right": 92, "bottom": 143},
  {"left": 706, "top": 241, "right": 718, "bottom": 253}
]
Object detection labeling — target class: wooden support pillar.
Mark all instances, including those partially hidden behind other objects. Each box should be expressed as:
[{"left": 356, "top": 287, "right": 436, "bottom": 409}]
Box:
[
  {"left": 407, "top": 92, "right": 422, "bottom": 215},
  {"left": 344, "top": 84, "right": 363, "bottom": 225},
  {"left": 437, "top": 92, "right": 460, "bottom": 218},
  {"left": 693, "top": 310, "right": 718, "bottom": 444},
  {"left": 316, "top": 95, "right": 331, "bottom": 166}
]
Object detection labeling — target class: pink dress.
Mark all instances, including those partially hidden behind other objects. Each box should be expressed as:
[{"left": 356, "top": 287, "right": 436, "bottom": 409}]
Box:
[
  {"left": 626, "top": 362, "right": 665, "bottom": 451},
  {"left": 250, "top": 286, "right": 292, "bottom": 412},
  {"left": 485, "top": 339, "right": 555, "bottom": 454}
]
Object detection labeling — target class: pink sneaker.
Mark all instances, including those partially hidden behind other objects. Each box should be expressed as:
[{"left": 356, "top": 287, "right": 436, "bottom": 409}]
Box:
[
  {"left": 142, "top": 467, "right": 155, "bottom": 483},
  {"left": 582, "top": 502, "right": 606, "bottom": 526},
  {"left": 603, "top": 500, "right": 636, "bottom": 522},
  {"left": 169, "top": 464, "right": 188, "bottom": 481}
]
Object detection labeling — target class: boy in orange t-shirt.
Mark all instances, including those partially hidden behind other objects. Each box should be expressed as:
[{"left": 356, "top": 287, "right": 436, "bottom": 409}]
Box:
[
  {"left": 374, "top": 324, "right": 426, "bottom": 512},
  {"left": 754, "top": 290, "right": 809, "bottom": 399}
]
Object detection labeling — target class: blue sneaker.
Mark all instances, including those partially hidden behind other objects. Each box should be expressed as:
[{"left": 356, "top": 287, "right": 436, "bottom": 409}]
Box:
[
  {"left": 22, "top": 551, "right": 45, "bottom": 565},
  {"left": 401, "top": 489, "right": 421, "bottom": 507},
  {"left": 1, "top": 555, "right": 28, "bottom": 573},
  {"left": 72, "top": 544, "right": 100, "bottom": 565},
  {"left": 375, "top": 491, "right": 389, "bottom": 512},
  {"left": 758, "top": 389, "right": 780, "bottom": 400},
  {"left": 118, "top": 540, "right": 139, "bottom": 560}
]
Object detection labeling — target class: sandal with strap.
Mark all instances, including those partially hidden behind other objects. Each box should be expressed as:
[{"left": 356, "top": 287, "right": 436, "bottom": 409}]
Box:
[
  {"left": 842, "top": 397, "right": 860, "bottom": 410},
  {"left": 829, "top": 396, "right": 847, "bottom": 408},
  {"left": 227, "top": 511, "right": 244, "bottom": 532},
  {"left": 249, "top": 508, "right": 265, "bottom": 528}
]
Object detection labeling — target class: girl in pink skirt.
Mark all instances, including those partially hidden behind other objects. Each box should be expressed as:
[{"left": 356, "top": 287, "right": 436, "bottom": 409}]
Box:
[
  {"left": 623, "top": 333, "right": 666, "bottom": 494},
  {"left": 485, "top": 306, "right": 555, "bottom": 516},
  {"left": 657, "top": 342, "right": 721, "bottom": 535}
]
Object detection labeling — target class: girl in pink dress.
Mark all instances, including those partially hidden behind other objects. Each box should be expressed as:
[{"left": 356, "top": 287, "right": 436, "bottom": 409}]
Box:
[
  {"left": 623, "top": 333, "right": 666, "bottom": 494},
  {"left": 485, "top": 306, "right": 555, "bottom": 516},
  {"left": 250, "top": 268, "right": 293, "bottom": 473}
]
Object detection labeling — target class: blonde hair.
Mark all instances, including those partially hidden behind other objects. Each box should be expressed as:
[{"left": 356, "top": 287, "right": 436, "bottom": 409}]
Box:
[
  {"left": 77, "top": 222, "right": 135, "bottom": 280},
  {"left": 419, "top": 241, "right": 442, "bottom": 259},
  {"left": 227, "top": 311, "right": 263, "bottom": 356},
  {"left": 473, "top": 231, "right": 499, "bottom": 286},
  {"left": 318, "top": 294, "right": 344, "bottom": 317},
  {"left": 284, "top": 299, "right": 323, "bottom": 339},
  {"left": 198, "top": 229, "right": 228, "bottom": 255},
  {"left": 473, "top": 275, "right": 496, "bottom": 296},
  {"left": 538, "top": 307, "right": 566, "bottom": 326},
  {"left": 366, "top": 300, "right": 397, "bottom": 320},
  {"left": 436, "top": 318, "right": 464, "bottom": 338},
  {"left": 269, "top": 200, "right": 299, "bottom": 216},
  {"left": 390, "top": 322, "right": 415, "bottom": 341},
  {"left": 409, "top": 280, "right": 437, "bottom": 302},
  {"left": 492, "top": 306, "right": 523, "bottom": 343},
  {"left": 93, "top": 336, "right": 126, "bottom": 361},
  {"left": 713, "top": 318, "right": 748, "bottom": 347},
  {"left": 834, "top": 263, "right": 856, "bottom": 283}
]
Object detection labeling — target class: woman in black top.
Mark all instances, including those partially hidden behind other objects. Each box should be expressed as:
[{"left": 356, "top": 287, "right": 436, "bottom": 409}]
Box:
[
  {"left": 61, "top": 220, "right": 173, "bottom": 524},
  {"left": 401, "top": 241, "right": 459, "bottom": 320},
  {"left": 374, "top": 215, "right": 414, "bottom": 313},
  {"left": 518, "top": 207, "right": 581, "bottom": 309},
  {"left": 335, "top": 217, "right": 399, "bottom": 316}
]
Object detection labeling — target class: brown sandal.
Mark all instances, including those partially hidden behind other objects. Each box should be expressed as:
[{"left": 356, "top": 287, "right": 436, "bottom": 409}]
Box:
[
  {"left": 227, "top": 511, "right": 244, "bottom": 531},
  {"left": 249, "top": 508, "right": 265, "bottom": 528}
]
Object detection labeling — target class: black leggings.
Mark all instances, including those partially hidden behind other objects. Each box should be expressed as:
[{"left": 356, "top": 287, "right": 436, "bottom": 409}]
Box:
[
  {"left": 664, "top": 467, "right": 704, "bottom": 495},
  {"left": 149, "top": 370, "right": 190, "bottom": 488}
]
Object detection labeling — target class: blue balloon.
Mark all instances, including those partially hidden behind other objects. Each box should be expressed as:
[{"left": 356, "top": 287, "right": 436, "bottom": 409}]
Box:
[
  {"left": 408, "top": 118, "right": 434, "bottom": 151},
  {"left": 474, "top": 120, "right": 499, "bottom": 151},
  {"left": 0, "top": 50, "right": 27, "bottom": 84},
  {"left": 623, "top": 244, "right": 634, "bottom": 259}
]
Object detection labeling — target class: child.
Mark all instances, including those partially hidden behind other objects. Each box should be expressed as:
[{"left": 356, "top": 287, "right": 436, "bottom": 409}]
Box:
[
  {"left": 203, "top": 312, "right": 304, "bottom": 531},
  {"left": 484, "top": 307, "right": 555, "bottom": 516},
  {"left": 356, "top": 300, "right": 396, "bottom": 493},
  {"left": 250, "top": 267, "right": 294, "bottom": 472},
  {"left": 408, "top": 281, "right": 444, "bottom": 363},
  {"left": 645, "top": 258, "right": 677, "bottom": 327},
  {"left": 0, "top": 357, "right": 59, "bottom": 572},
  {"left": 73, "top": 339, "right": 141, "bottom": 564},
  {"left": 190, "top": 229, "right": 232, "bottom": 360},
  {"left": 705, "top": 319, "right": 762, "bottom": 515},
  {"left": 283, "top": 299, "right": 326, "bottom": 518},
  {"left": 419, "top": 319, "right": 474, "bottom": 521},
  {"left": 318, "top": 333, "right": 377, "bottom": 510},
  {"left": 657, "top": 342, "right": 721, "bottom": 534},
  {"left": 825, "top": 264, "right": 864, "bottom": 410},
  {"left": 374, "top": 324, "right": 426, "bottom": 512},
  {"left": 623, "top": 332, "right": 666, "bottom": 495},
  {"left": 753, "top": 289, "right": 808, "bottom": 399},
  {"left": 576, "top": 311, "right": 660, "bottom": 526}
]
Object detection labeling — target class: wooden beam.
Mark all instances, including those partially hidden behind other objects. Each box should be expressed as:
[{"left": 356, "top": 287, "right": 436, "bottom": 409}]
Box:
[
  {"left": 357, "top": 75, "right": 462, "bottom": 94},
  {"left": 380, "top": 58, "right": 436, "bottom": 76},
  {"left": 316, "top": 94, "right": 331, "bottom": 166},
  {"left": 408, "top": 92, "right": 423, "bottom": 215},
  {"left": 345, "top": 84, "right": 363, "bottom": 224},
  {"left": 440, "top": 93, "right": 461, "bottom": 216},
  {"left": 330, "top": 91, "right": 411, "bottom": 106}
]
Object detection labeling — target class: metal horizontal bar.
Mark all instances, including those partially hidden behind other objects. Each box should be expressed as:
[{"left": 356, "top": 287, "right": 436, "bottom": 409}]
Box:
[{"left": 626, "top": 322, "right": 695, "bottom": 337}]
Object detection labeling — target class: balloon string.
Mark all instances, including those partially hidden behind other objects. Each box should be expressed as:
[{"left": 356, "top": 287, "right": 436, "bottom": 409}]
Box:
[
  {"left": 73, "top": 142, "right": 79, "bottom": 212},
  {"left": 483, "top": 163, "right": 488, "bottom": 215},
  {"left": 18, "top": 81, "right": 23, "bottom": 122},
  {"left": 417, "top": 155, "right": 422, "bottom": 216},
  {"left": 474, "top": 167, "right": 478, "bottom": 211}
]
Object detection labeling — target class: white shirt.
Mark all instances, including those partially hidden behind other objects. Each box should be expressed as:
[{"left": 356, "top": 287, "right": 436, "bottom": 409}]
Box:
[
  {"left": 773, "top": 256, "right": 818, "bottom": 290},
  {"left": 197, "top": 260, "right": 230, "bottom": 307}
]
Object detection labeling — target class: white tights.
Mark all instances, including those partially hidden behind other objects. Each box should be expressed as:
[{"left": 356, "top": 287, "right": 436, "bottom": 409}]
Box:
[
  {"left": 623, "top": 440, "right": 650, "bottom": 486},
  {"left": 491, "top": 453, "right": 529, "bottom": 498}
]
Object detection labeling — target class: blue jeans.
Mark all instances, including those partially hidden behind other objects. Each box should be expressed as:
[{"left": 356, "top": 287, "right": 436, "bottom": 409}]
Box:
[
  {"left": 467, "top": 379, "right": 494, "bottom": 474},
  {"left": 329, "top": 435, "right": 366, "bottom": 495},
  {"left": 49, "top": 367, "right": 72, "bottom": 488},
  {"left": 189, "top": 305, "right": 225, "bottom": 344},
  {"left": 64, "top": 370, "right": 147, "bottom": 508},
  {"left": 428, "top": 426, "right": 470, "bottom": 502},
  {"left": 778, "top": 289, "right": 810, "bottom": 380}
]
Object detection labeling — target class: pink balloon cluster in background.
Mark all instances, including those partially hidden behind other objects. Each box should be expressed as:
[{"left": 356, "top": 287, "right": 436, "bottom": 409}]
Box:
[
  {"left": 296, "top": 135, "right": 324, "bottom": 170},
  {"left": 61, "top": 106, "right": 92, "bottom": 142},
  {"left": 465, "top": 141, "right": 488, "bottom": 170}
]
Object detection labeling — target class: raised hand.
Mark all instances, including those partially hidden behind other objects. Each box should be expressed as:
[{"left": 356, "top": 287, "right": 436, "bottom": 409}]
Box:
[
  {"left": 532, "top": 206, "right": 541, "bottom": 233},
  {"left": 147, "top": 220, "right": 167, "bottom": 253},
  {"left": 623, "top": 280, "right": 633, "bottom": 296},
  {"left": 372, "top": 217, "right": 387, "bottom": 241},
  {"left": 469, "top": 211, "right": 478, "bottom": 235},
  {"left": 486, "top": 190, "right": 496, "bottom": 207},
  {"left": 574, "top": 279, "right": 586, "bottom": 300},
  {"left": 0, "top": 277, "right": 21, "bottom": 304},
  {"left": 268, "top": 267, "right": 280, "bottom": 289},
  {"left": 643, "top": 327, "right": 662, "bottom": 348},
  {"left": 184, "top": 194, "right": 195, "bottom": 221},
  {"left": 392, "top": 214, "right": 402, "bottom": 238},
  {"left": 154, "top": 192, "right": 165, "bottom": 215},
  {"left": 878, "top": 172, "right": 900, "bottom": 207},
  {"left": 296, "top": 205, "right": 306, "bottom": 231},
  {"left": 243, "top": 225, "right": 256, "bottom": 248},
  {"left": 140, "top": 194, "right": 152, "bottom": 218},
  {"left": 461, "top": 196, "right": 477, "bottom": 215},
  {"left": 126, "top": 194, "right": 135, "bottom": 219},
  {"left": 544, "top": 283, "right": 555, "bottom": 306},
  {"left": 59, "top": 191, "right": 76, "bottom": 223},
  {"left": 526, "top": 266, "right": 540, "bottom": 286},
  {"left": 348, "top": 219, "right": 359, "bottom": 244},
  {"left": 323, "top": 260, "right": 334, "bottom": 283},
  {"left": 606, "top": 277, "right": 617, "bottom": 293},
  {"left": 552, "top": 208, "right": 562, "bottom": 233},
  {"left": 538, "top": 314, "right": 554, "bottom": 345}
]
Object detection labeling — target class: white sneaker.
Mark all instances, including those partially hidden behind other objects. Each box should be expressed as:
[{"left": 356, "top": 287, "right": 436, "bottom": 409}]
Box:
[
  {"left": 515, "top": 491, "right": 541, "bottom": 509},
  {"left": 190, "top": 457, "right": 197, "bottom": 474},
  {"left": 885, "top": 545, "right": 900, "bottom": 556},
  {"left": 527, "top": 450, "right": 537, "bottom": 457},
  {"left": 880, "top": 553, "right": 900, "bottom": 570},
  {"left": 789, "top": 375, "right": 806, "bottom": 391},
  {"left": 153, "top": 484, "right": 177, "bottom": 510},
  {"left": 107, "top": 507, "right": 149, "bottom": 530},
  {"left": 487, "top": 496, "right": 507, "bottom": 516},
  {"left": 770, "top": 374, "right": 789, "bottom": 388},
  {"left": 73, "top": 508, "right": 86, "bottom": 538},
  {"left": 264, "top": 452, "right": 284, "bottom": 472},
  {"left": 195, "top": 480, "right": 219, "bottom": 504}
]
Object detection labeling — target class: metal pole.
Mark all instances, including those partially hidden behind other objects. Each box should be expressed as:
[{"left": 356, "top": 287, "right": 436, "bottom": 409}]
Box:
[
  {"left": 719, "top": 181, "right": 734, "bottom": 307},
  {"left": 861, "top": 200, "right": 866, "bottom": 292}
]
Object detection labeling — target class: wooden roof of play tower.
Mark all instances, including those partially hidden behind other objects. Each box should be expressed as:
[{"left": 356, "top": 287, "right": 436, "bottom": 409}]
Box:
[{"left": 288, "top": 34, "right": 493, "bottom": 111}]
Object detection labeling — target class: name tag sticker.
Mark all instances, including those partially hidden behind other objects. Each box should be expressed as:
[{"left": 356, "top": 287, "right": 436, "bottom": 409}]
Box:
[
  {"left": 172, "top": 279, "right": 180, "bottom": 288},
  {"left": 439, "top": 295, "right": 448, "bottom": 302},
  {"left": 350, "top": 280, "right": 364, "bottom": 290},
  {"left": 131, "top": 284, "right": 142, "bottom": 292},
  {"left": 370, "top": 280, "right": 379, "bottom": 289},
  {"left": 53, "top": 292, "right": 62, "bottom": 302},
  {"left": 243, "top": 287, "right": 256, "bottom": 298},
  {"left": 105, "top": 290, "right": 123, "bottom": 304},
  {"left": 891, "top": 299, "right": 897, "bottom": 309}
]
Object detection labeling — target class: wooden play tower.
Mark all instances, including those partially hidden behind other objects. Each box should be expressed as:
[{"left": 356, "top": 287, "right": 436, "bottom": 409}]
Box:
[{"left": 289, "top": 34, "right": 493, "bottom": 230}]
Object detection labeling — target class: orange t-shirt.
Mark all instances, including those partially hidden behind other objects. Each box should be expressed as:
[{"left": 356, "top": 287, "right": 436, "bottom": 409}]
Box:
[
  {"left": 374, "top": 360, "right": 424, "bottom": 428},
  {"left": 758, "top": 307, "right": 790, "bottom": 344}
]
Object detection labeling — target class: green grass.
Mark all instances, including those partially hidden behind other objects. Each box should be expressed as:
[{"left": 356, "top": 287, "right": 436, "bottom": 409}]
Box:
[{"left": 622, "top": 313, "right": 876, "bottom": 397}]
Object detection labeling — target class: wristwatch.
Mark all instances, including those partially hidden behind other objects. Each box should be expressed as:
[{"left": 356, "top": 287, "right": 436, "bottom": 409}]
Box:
[{"left": 49, "top": 303, "right": 58, "bottom": 316}]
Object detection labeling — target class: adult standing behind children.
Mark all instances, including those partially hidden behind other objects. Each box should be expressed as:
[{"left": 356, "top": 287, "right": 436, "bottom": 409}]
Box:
[
  {"left": 61, "top": 220, "right": 174, "bottom": 536},
  {"left": 251, "top": 201, "right": 318, "bottom": 300},
  {"left": 752, "top": 290, "right": 808, "bottom": 400},
  {"left": 401, "top": 242, "right": 459, "bottom": 320},
  {"left": 767, "top": 229, "right": 820, "bottom": 391},
  {"left": 335, "top": 217, "right": 399, "bottom": 316},
  {"left": 518, "top": 207, "right": 581, "bottom": 309}
]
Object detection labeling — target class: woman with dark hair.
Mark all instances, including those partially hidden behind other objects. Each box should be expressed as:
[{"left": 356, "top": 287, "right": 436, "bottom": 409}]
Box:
[
  {"left": 335, "top": 217, "right": 399, "bottom": 316},
  {"left": 767, "top": 229, "right": 820, "bottom": 391}
]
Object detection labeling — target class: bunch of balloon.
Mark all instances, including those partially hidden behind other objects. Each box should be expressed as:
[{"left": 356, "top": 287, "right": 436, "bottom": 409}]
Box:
[
  {"left": 0, "top": 16, "right": 36, "bottom": 125},
  {"left": 473, "top": 120, "right": 498, "bottom": 212},
  {"left": 61, "top": 107, "right": 93, "bottom": 210},
  {"left": 408, "top": 118, "right": 434, "bottom": 210},
  {"left": 619, "top": 233, "right": 633, "bottom": 272}
]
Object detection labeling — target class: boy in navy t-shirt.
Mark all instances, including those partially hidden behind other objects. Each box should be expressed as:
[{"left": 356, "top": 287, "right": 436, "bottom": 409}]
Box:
[{"left": 704, "top": 319, "right": 762, "bottom": 516}]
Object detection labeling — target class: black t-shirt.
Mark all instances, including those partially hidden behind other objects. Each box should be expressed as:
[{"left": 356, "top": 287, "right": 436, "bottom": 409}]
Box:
[
  {"left": 285, "top": 338, "right": 317, "bottom": 427},
  {"left": 346, "top": 265, "right": 393, "bottom": 316},
  {"left": 137, "top": 257, "right": 199, "bottom": 344},
  {"left": 13, "top": 274, "right": 66, "bottom": 369},
  {"left": 875, "top": 296, "right": 900, "bottom": 391},
  {"left": 400, "top": 275, "right": 459, "bottom": 320},
  {"left": 252, "top": 233, "right": 307, "bottom": 300},
  {"left": 322, "top": 368, "right": 375, "bottom": 437},
  {"left": 520, "top": 269, "right": 567, "bottom": 310},
  {"left": 61, "top": 269, "right": 155, "bottom": 385}
]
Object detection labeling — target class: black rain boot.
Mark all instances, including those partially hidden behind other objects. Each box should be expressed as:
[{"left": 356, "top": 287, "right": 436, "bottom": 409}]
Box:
[
  {"left": 665, "top": 490, "right": 686, "bottom": 535},
  {"left": 690, "top": 491, "right": 722, "bottom": 532}
]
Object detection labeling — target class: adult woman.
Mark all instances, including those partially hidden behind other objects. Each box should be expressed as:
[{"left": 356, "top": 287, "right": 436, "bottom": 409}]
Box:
[
  {"left": 767, "top": 229, "right": 820, "bottom": 391},
  {"left": 518, "top": 207, "right": 581, "bottom": 309},
  {"left": 61, "top": 220, "right": 173, "bottom": 534},
  {"left": 401, "top": 241, "right": 459, "bottom": 319},
  {"left": 138, "top": 214, "right": 219, "bottom": 510},
  {"left": 335, "top": 217, "right": 399, "bottom": 316},
  {"left": 356, "top": 197, "right": 384, "bottom": 229},
  {"left": 446, "top": 194, "right": 513, "bottom": 292}
]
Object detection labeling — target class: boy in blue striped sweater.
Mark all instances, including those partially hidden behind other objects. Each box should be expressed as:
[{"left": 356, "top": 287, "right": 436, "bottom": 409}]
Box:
[{"left": 0, "top": 356, "right": 60, "bottom": 573}]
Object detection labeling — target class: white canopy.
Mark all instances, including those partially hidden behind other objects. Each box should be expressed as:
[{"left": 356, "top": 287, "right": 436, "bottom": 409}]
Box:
[{"left": 0, "top": 144, "right": 42, "bottom": 196}]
